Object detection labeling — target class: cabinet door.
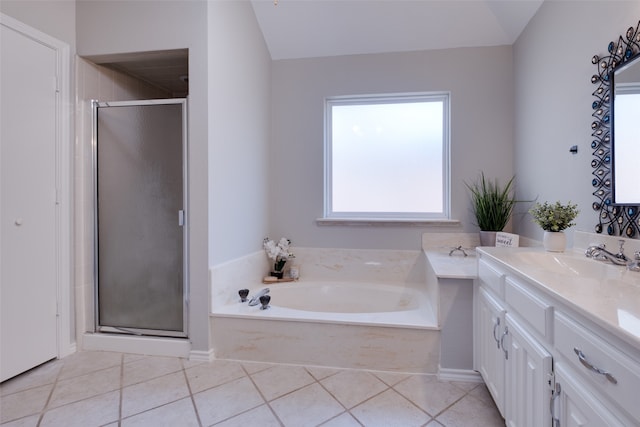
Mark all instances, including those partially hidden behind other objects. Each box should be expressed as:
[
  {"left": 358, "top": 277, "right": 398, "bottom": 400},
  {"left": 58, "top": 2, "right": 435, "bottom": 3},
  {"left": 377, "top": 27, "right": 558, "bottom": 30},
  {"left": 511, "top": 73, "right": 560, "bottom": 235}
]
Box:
[
  {"left": 554, "top": 363, "right": 629, "bottom": 427},
  {"left": 476, "top": 286, "right": 507, "bottom": 417},
  {"left": 504, "top": 313, "right": 553, "bottom": 427}
]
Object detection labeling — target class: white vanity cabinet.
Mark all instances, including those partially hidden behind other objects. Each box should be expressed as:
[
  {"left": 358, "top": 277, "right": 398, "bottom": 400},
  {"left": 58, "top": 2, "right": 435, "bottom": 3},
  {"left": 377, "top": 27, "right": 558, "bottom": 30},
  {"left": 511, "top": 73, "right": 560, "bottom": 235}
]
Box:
[
  {"left": 503, "top": 313, "right": 553, "bottom": 427},
  {"left": 475, "top": 250, "right": 639, "bottom": 427},
  {"left": 475, "top": 258, "right": 553, "bottom": 427},
  {"left": 476, "top": 286, "right": 507, "bottom": 415}
]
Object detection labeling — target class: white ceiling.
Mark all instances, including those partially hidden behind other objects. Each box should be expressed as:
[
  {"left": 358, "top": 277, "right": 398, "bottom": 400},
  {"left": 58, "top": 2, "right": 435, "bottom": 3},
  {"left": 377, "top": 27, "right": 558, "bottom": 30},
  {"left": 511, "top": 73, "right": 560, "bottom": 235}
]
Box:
[
  {"left": 94, "top": 1, "right": 543, "bottom": 95},
  {"left": 251, "top": 0, "right": 544, "bottom": 60}
]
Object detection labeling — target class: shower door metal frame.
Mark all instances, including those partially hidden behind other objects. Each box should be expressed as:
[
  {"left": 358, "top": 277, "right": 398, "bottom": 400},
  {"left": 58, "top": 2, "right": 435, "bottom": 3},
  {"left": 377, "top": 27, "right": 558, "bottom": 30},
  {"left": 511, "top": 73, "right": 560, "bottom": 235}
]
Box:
[{"left": 92, "top": 98, "right": 189, "bottom": 338}]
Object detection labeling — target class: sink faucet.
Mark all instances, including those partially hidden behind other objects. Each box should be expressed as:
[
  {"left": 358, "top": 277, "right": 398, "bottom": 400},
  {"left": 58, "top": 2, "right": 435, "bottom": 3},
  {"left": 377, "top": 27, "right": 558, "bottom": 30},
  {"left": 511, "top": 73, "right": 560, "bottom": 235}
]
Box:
[
  {"left": 627, "top": 251, "right": 640, "bottom": 272},
  {"left": 449, "top": 246, "right": 468, "bottom": 257},
  {"left": 585, "top": 240, "right": 628, "bottom": 266}
]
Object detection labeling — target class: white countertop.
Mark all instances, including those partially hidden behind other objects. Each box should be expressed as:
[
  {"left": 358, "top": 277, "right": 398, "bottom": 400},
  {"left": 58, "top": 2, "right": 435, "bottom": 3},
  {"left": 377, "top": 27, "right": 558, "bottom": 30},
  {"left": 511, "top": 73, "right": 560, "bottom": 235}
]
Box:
[
  {"left": 477, "top": 246, "right": 640, "bottom": 351},
  {"left": 425, "top": 250, "right": 477, "bottom": 279}
]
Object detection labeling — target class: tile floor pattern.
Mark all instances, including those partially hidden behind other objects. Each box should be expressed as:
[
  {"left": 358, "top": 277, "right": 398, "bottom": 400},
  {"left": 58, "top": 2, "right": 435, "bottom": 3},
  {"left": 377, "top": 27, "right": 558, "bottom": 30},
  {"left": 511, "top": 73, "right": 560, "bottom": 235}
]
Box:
[{"left": 0, "top": 351, "right": 503, "bottom": 427}]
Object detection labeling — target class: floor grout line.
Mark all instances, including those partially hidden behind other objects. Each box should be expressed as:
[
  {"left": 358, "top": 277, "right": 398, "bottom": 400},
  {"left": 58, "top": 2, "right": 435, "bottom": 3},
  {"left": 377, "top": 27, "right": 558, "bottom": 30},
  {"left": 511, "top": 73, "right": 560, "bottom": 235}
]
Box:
[
  {"left": 118, "top": 353, "right": 124, "bottom": 427},
  {"left": 181, "top": 358, "right": 204, "bottom": 427},
  {"left": 35, "top": 360, "right": 63, "bottom": 427},
  {"left": 240, "top": 364, "right": 285, "bottom": 427},
  {"left": 1, "top": 352, "right": 502, "bottom": 427}
]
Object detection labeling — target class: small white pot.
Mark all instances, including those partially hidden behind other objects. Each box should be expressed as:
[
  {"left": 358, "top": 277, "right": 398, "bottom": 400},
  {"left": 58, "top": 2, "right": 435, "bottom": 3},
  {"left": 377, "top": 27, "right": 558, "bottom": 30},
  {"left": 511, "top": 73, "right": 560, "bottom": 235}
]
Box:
[{"left": 543, "top": 231, "right": 566, "bottom": 252}]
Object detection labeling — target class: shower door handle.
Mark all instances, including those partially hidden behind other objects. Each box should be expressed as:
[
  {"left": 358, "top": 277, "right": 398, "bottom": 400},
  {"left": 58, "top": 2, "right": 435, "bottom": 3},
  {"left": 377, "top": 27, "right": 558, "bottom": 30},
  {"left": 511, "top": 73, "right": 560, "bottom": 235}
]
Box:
[{"left": 178, "top": 210, "right": 185, "bottom": 226}]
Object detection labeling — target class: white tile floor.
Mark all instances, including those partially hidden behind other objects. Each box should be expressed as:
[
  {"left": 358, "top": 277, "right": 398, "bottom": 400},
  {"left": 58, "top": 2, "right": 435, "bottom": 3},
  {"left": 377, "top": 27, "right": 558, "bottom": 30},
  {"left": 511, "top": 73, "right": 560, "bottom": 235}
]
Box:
[{"left": 0, "top": 351, "right": 503, "bottom": 427}]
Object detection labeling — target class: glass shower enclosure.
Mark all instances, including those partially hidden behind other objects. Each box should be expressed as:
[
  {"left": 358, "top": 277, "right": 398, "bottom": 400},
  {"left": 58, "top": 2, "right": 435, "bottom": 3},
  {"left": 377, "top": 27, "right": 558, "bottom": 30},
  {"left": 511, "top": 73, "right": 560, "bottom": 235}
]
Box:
[{"left": 92, "top": 99, "right": 188, "bottom": 338}]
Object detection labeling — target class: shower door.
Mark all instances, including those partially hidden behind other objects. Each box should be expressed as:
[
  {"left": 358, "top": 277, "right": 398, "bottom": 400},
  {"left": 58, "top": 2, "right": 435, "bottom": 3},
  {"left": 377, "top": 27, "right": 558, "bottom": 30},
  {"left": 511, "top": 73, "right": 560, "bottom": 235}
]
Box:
[{"left": 93, "top": 99, "right": 187, "bottom": 338}]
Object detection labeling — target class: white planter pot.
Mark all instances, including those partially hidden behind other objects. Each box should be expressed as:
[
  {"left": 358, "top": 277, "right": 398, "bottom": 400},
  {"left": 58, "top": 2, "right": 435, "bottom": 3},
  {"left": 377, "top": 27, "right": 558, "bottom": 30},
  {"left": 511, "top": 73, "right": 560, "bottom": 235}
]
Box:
[{"left": 543, "top": 231, "right": 566, "bottom": 252}]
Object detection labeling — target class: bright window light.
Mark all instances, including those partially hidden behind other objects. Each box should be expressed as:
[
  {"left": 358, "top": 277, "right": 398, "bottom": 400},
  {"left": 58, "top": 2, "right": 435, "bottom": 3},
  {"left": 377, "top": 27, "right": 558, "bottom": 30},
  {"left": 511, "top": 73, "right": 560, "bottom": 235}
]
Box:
[{"left": 325, "top": 93, "right": 450, "bottom": 219}]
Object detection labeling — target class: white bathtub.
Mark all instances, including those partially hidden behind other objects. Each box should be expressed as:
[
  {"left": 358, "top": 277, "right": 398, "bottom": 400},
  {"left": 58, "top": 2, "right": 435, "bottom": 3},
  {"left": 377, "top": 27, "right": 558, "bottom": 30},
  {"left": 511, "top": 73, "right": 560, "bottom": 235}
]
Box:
[
  {"left": 212, "top": 281, "right": 435, "bottom": 329},
  {"left": 269, "top": 282, "right": 418, "bottom": 313},
  {"left": 210, "top": 248, "right": 440, "bottom": 373}
]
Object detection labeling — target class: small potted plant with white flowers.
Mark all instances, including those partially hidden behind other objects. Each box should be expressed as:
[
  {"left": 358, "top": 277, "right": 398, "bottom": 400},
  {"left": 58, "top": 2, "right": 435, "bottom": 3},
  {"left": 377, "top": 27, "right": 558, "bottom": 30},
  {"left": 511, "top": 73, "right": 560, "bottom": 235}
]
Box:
[
  {"left": 263, "top": 237, "right": 295, "bottom": 278},
  {"left": 529, "top": 201, "right": 579, "bottom": 252}
]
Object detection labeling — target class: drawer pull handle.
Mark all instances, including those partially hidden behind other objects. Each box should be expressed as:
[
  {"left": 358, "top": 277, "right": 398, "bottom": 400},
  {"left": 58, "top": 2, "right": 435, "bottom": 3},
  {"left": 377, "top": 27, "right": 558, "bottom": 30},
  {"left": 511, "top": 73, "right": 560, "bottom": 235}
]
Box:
[
  {"left": 493, "top": 317, "right": 501, "bottom": 348},
  {"left": 573, "top": 348, "right": 618, "bottom": 384}
]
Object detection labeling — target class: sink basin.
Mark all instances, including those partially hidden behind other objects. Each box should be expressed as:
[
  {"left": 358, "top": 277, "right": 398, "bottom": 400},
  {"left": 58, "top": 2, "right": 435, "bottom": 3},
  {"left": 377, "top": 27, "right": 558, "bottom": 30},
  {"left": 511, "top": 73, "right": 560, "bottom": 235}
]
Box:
[{"left": 509, "top": 251, "right": 620, "bottom": 278}]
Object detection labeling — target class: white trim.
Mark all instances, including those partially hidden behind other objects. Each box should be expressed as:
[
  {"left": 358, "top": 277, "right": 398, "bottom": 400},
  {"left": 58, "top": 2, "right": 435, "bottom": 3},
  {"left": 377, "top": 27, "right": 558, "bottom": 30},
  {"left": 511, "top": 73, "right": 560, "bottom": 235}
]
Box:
[
  {"left": 189, "top": 349, "right": 215, "bottom": 362},
  {"left": 83, "top": 333, "right": 191, "bottom": 358},
  {"left": 324, "top": 92, "right": 451, "bottom": 221},
  {"left": 0, "top": 14, "right": 74, "bottom": 359},
  {"left": 437, "top": 367, "right": 484, "bottom": 383},
  {"left": 316, "top": 218, "right": 461, "bottom": 227}
]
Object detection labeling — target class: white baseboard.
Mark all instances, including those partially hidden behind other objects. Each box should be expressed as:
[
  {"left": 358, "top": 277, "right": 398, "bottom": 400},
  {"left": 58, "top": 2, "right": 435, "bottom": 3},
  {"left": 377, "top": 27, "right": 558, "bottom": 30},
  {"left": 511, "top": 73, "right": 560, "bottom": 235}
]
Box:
[
  {"left": 82, "top": 333, "right": 191, "bottom": 358},
  {"left": 438, "top": 367, "right": 483, "bottom": 383},
  {"left": 189, "top": 348, "right": 215, "bottom": 362},
  {"left": 59, "top": 342, "right": 77, "bottom": 358}
]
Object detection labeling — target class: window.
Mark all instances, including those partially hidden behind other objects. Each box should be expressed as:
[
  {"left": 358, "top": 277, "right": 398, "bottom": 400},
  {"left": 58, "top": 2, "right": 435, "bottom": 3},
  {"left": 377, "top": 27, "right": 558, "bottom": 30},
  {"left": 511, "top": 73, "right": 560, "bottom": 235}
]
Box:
[{"left": 324, "top": 92, "right": 450, "bottom": 221}]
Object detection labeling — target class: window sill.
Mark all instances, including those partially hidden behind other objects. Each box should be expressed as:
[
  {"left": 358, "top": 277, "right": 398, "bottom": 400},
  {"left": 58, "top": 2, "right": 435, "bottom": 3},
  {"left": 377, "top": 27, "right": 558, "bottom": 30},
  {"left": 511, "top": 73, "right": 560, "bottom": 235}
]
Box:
[{"left": 316, "top": 218, "right": 461, "bottom": 227}]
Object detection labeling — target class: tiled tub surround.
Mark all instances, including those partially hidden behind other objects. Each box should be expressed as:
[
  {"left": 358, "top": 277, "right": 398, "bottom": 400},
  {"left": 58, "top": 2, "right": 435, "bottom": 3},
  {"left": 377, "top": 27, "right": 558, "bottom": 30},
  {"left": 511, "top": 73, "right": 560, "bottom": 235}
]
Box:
[{"left": 210, "top": 248, "right": 441, "bottom": 373}]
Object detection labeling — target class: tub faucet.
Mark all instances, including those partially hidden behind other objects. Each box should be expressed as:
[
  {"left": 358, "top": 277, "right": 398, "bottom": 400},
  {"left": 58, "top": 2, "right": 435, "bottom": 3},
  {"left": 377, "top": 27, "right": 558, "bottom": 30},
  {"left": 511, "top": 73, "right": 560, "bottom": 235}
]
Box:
[
  {"left": 585, "top": 240, "right": 628, "bottom": 266},
  {"left": 248, "top": 288, "right": 270, "bottom": 306}
]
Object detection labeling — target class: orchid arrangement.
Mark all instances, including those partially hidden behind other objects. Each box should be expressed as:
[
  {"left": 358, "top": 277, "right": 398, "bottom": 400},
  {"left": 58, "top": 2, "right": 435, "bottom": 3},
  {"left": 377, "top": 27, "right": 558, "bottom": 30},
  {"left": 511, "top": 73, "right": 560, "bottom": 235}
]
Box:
[{"left": 263, "top": 237, "right": 294, "bottom": 272}]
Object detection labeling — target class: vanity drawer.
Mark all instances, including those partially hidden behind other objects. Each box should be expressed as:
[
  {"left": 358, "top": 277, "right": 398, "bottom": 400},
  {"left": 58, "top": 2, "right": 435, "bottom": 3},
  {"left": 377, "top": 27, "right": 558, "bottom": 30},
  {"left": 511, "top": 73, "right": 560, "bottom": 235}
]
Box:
[
  {"left": 478, "top": 258, "right": 505, "bottom": 297},
  {"left": 555, "top": 312, "right": 640, "bottom": 421},
  {"left": 505, "top": 277, "right": 552, "bottom": 341}
]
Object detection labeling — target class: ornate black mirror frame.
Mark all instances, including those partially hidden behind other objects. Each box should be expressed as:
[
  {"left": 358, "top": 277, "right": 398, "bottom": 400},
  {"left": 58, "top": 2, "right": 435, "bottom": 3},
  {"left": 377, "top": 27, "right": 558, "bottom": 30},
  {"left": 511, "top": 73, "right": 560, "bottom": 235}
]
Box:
[{"left": 591, "top": 20, "right": 640, "bottom": 237}]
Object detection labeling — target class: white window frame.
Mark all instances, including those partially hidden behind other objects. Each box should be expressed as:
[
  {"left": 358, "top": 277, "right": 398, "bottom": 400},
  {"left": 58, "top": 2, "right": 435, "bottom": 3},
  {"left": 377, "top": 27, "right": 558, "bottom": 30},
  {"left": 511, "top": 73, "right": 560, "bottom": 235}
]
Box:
[{"left": 323, "top": 92, "right": 451, "bottom": 221}]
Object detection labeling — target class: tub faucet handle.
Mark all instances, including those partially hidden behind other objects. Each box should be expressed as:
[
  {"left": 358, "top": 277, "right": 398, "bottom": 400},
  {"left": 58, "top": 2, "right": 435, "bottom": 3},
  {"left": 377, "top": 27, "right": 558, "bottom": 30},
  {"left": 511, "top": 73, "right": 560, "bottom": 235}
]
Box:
[
  {"left": 617, "top": 240, "right": 627, "bottom": 259},
  {"left": 248, "top": 288, "right": 270, "bottom": 306},
  {"left": 259, "top": 294, "right": 271, "bottom": 310},
  {"left": 238, "top": 289, "right": 249, "bottom": 303}
]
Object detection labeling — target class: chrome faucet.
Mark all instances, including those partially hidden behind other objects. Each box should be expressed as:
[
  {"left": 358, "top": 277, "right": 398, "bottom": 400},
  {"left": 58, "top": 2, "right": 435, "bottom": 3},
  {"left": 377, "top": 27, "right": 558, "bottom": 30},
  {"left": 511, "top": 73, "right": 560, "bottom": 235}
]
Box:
[
  {"left": 585, "top": 240, "right": 628, "bottom": 266},
  {"left": 248, "top": 288, "right": 270, "bottom": 306},
  {"left": 449, "top": 246, "right": 468, "bottom": 257},
  {"left": 627, "top": 251, "right": 640, "bottom": 272}
]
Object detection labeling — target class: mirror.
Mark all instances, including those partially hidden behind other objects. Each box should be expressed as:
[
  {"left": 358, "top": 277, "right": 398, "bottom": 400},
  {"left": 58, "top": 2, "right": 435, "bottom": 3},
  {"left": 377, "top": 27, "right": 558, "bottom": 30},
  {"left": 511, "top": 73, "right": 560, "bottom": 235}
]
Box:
[
  {"left": 591, "top": 21, "right": 640, "bottom": 238},
  {"left": 612, "top": 55, "right": 640, "bottom": 204}
]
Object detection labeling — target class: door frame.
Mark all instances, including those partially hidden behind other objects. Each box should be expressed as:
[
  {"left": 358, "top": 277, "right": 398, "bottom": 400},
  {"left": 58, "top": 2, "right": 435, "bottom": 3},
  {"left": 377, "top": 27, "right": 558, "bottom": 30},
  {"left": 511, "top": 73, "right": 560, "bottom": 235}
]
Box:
[
  {"left": 0, "top": 14, "right": 74, "bottom": 358},
  {"left": 91, "top": 98, "right": 189, "bottom": 338}
]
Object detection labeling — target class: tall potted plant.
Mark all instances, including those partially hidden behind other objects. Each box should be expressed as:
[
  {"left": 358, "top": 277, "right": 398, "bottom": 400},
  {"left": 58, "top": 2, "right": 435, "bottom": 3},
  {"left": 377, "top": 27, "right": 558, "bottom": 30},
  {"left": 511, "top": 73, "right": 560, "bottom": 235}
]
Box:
[
  {"left": 466, "top": 173, "right": 517, "bottom": 246},
  {"left": 529, "top": 201, "right": 579, "bottom": 252}
]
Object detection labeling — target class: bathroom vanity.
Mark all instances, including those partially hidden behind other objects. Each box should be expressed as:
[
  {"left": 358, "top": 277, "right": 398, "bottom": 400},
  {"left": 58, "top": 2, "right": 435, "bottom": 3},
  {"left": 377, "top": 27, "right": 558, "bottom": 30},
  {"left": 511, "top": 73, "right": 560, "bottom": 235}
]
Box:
[{"left": 475, "top": 246, "right": 640, "bottom": 426}]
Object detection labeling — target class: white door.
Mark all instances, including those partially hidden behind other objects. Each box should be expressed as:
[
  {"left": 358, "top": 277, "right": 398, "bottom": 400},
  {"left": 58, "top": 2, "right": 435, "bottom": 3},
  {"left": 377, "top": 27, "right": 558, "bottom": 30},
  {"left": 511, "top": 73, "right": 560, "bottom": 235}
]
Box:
[
  {"left": 504, "top": 313, "right": 553, "bottom": 427},
  {"left": 1, "top": 19, "right": 59, "bottom": 381},
  {"left": 476, "top": 286, "right": 507, "bottom": 417}
]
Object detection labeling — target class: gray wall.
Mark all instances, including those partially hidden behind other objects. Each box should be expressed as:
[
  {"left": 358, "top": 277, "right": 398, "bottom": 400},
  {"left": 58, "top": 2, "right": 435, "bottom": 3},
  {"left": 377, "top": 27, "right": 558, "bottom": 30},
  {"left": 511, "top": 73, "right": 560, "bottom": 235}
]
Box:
[
  {"left": 76, "top": 0, "right": 272, "bottom": 353},
  {"left": 513, "top": 1, "right": 640, "bottom": 242},
  {"left": 270, "top": 46, "right": 515, "bottom": 250},
  {"left": 0, "top": 0, "right": 75, "bottom": 50},
  {"left": 207, "top": 1, "right": 271, "bottom": 266}
]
